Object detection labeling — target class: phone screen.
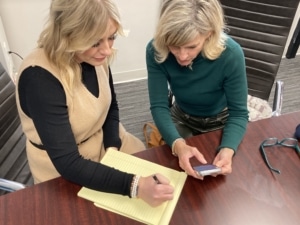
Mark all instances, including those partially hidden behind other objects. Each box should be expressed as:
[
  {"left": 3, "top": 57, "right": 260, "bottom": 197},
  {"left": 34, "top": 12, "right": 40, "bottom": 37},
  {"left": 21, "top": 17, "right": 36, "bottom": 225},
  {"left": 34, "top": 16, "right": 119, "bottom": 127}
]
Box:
[{"left": 193, "top": 164, "right": 221, "bottom": 176}]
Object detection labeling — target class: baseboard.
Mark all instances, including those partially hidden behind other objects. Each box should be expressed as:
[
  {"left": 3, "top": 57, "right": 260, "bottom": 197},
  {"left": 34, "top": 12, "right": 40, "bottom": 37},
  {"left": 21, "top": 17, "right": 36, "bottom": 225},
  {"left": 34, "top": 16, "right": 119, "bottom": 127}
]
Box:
[
  {"left": 112, "top": 54, "right": 300, "bottom": 84},
  {"left": 113, "top": 68, "right": 147, "bottom": 84}
]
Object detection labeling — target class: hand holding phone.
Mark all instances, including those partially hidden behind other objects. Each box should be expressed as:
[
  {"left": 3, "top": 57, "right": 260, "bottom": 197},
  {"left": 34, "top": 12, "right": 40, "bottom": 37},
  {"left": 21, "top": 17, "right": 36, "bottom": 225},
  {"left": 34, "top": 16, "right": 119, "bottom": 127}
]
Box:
[{"left": 193, "top": 164, "right": 221, "bottom": 177}]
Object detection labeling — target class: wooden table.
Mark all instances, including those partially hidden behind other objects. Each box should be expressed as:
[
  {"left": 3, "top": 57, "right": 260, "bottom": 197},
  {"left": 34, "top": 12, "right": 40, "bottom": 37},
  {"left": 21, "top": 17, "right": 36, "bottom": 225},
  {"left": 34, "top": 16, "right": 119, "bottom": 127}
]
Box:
[{"left": 1, "top": 112, "right": 300, "bottom": 225}]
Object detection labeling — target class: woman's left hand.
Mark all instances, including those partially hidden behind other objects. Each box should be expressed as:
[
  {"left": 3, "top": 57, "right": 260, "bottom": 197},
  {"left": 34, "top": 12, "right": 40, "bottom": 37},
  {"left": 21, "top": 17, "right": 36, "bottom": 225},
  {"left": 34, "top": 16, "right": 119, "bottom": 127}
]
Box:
[{"left": 212, "top": 148, "right": 235, "bottom": 175}]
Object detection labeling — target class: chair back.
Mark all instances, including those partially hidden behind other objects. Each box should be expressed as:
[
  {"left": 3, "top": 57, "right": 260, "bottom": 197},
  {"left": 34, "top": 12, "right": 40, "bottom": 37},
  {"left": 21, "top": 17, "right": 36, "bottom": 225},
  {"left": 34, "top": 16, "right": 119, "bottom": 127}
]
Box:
[
  {"left": 0, "top": 62, "right": 33, "bottom": 195},
  {"left": 220, "top": 0, "right": 299, "bottom": 100}
]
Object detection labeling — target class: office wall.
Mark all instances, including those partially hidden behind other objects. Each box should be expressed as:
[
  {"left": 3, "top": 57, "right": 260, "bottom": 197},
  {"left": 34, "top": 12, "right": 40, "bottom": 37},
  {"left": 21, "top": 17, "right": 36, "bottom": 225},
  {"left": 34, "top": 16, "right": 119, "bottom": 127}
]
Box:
[
  {"left": 0, "top": 0, "right": 50, "bottom": 79},
  {"left": 0, "top": 0, "right": 160, "bottom": 82},
  {"left": 0, "top": 0, "right": 299, "bottom": 83},
  {"left": 109, "top": 1, "right": 161, "bottom": 82}
]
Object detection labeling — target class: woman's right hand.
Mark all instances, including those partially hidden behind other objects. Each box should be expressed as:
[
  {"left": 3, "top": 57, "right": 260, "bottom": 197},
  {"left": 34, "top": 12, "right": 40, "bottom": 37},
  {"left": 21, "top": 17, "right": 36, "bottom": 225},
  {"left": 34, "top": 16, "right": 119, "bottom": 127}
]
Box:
[
  {"left": 173, "top": 140, "right": 207, "bottom": 179},
  {"left": 137, "top": 173, "right": 174, "bottom": 207}
]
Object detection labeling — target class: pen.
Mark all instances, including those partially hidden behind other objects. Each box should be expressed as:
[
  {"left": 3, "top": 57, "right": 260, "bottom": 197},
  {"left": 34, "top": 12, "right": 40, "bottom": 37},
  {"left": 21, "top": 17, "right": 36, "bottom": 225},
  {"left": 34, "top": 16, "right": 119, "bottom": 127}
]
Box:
[{"left": 153, "top": 175, "right": 161, "bottom": 184}]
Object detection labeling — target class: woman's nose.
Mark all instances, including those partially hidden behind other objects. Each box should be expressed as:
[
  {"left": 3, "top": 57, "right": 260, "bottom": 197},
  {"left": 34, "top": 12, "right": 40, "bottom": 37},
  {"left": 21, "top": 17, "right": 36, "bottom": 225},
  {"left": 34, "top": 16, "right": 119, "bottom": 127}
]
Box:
[
  {"left": 176, "top": 49, "right": 188, "bottom": 60},
  {"left": 97, "top": 40, "right": 112, "bottom": 56}
]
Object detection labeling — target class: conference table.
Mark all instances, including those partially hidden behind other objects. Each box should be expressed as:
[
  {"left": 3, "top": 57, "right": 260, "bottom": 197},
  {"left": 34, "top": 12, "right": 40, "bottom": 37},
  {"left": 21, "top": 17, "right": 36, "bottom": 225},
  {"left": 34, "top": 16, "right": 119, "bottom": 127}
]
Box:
[{"left": 1, "top": 111, "right": 300, "bottom": 225}]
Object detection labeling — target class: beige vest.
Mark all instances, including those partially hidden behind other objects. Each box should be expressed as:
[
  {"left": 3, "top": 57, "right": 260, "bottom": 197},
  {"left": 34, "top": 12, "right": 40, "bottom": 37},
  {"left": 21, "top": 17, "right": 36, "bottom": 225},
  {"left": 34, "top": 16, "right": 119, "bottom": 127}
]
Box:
[{"left": 16, "top": 48, "right": 145, "bottom": 183}]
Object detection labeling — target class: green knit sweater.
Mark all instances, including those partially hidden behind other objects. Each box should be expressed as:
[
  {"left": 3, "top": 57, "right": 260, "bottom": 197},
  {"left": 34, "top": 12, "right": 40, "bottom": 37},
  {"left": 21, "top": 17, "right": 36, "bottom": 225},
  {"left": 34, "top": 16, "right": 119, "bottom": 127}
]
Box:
[{"left": 146, "top": 36, "right": 248, "bottom": 152}]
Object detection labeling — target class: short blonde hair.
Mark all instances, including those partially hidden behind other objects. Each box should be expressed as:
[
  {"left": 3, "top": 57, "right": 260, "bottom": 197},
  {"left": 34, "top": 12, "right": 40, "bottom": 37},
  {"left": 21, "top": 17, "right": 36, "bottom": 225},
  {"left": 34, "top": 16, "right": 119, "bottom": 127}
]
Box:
[
  {"left": 38, "top": 0, "right": 123, "bottom": 91},
  {"left": 154, "top": 0, "right": 227, "bottom": 63}
]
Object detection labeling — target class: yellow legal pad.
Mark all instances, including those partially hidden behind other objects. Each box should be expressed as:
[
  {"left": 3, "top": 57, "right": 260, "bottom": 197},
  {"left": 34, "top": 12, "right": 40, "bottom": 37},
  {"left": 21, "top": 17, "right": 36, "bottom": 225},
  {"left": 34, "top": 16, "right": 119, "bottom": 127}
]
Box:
[{"left": 77, "top": 149, "right": 187, "bottom": 225}]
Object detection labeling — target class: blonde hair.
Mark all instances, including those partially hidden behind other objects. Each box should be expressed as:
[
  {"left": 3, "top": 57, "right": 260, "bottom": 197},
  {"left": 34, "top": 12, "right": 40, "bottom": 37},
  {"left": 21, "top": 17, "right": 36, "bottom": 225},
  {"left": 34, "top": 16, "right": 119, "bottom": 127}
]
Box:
[
  {"left": 154, "top": 0, "right": 227, "bottom": 63},
  {"left": 38, "top": 0, "right": 123, "bottom": 92}
]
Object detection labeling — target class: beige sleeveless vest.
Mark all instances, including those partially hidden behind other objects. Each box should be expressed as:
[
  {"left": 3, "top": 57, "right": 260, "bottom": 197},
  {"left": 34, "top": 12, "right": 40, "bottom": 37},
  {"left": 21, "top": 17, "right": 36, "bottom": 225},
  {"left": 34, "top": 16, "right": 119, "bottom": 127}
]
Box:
[{"left": 15, "top": 48, "right": 145, "bottom": 183}]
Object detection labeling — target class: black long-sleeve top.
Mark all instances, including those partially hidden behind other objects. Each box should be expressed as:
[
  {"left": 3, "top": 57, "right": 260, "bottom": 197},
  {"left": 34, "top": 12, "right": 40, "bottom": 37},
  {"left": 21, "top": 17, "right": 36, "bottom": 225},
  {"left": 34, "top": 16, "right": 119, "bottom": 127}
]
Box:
[{"left": 18, "top": 62, "right": 133, "bottom": 196}]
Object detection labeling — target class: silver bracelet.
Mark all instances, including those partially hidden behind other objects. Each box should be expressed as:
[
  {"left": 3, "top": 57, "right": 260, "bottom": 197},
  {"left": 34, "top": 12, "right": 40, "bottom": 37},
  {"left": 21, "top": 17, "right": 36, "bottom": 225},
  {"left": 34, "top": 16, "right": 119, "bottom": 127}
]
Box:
[{"left": 171, "top": 138, "right": 185, "bottom": 156}]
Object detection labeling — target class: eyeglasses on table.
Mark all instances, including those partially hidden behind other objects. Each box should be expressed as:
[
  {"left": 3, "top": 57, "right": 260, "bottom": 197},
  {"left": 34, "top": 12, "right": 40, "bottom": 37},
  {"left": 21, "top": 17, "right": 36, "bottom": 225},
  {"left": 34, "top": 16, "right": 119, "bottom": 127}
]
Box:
[{"left": 260, "top": 137, "right": 300, "bottom": 174}]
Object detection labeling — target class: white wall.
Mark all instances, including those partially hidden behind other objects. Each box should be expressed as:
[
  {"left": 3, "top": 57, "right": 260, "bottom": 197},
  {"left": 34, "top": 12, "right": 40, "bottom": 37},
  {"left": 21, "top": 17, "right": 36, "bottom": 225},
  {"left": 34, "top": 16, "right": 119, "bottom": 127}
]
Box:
[
  {"left": 0, "top": 0, "right": 299, "bottom": 83},
  {"left": 0, "top": 0, "right": 49, "bottom": 80},
  {"left": 109, "top": 0, "right": 160, "bottom": 82},
  {"left": 0, "top": 0, "right": 160, "bottom": 83}
]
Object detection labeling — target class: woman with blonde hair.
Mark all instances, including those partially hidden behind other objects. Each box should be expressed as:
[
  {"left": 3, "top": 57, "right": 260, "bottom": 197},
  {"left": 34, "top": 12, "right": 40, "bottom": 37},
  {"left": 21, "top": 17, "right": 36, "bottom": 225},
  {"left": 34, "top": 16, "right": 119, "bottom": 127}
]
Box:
[
  {"left": 16, "top": 0, "right": 173, "bottom": 207},
  {"left": 146, "top": 0, "right": 248, "bottom": 179}
]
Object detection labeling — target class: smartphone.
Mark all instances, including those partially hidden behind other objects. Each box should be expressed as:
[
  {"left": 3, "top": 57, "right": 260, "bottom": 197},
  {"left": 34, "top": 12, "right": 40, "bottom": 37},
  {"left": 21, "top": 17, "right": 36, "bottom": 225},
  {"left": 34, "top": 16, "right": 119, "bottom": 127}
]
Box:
[{"left": 193, "top": 164, "right": 221, "bottom": 176}]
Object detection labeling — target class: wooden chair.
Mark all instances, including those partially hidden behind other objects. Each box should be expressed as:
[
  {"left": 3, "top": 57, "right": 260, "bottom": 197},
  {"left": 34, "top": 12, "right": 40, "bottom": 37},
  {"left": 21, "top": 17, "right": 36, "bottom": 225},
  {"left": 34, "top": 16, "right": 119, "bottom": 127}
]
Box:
[{"left": 0, "top": 62, "right": 33, "bottom": 195}]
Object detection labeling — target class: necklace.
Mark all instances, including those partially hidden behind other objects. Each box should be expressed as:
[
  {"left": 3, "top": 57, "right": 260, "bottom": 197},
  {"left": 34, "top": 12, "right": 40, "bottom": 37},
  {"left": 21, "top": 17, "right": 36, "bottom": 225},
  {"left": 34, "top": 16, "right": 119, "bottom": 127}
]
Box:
[{"left": 187, "top": 61, "right": 193, "bottom": 70}]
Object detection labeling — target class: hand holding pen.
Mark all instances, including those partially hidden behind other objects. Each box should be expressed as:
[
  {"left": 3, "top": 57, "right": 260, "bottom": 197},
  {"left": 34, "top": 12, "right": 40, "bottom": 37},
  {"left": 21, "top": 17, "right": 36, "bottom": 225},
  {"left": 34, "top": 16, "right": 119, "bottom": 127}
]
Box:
[
  {"left": 153, "top": 174, "right": 161, "bottom": 184},
  {"left": 137, "top": 173, "right": 174, "bottom": 207}
]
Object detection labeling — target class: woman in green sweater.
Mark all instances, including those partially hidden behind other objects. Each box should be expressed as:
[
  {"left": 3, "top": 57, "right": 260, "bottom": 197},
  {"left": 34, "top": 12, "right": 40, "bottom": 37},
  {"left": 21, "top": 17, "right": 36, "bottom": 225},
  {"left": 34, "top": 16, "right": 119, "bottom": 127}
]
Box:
[{"left": 146, "top": 0, "right": 248, "bottom": 179}]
